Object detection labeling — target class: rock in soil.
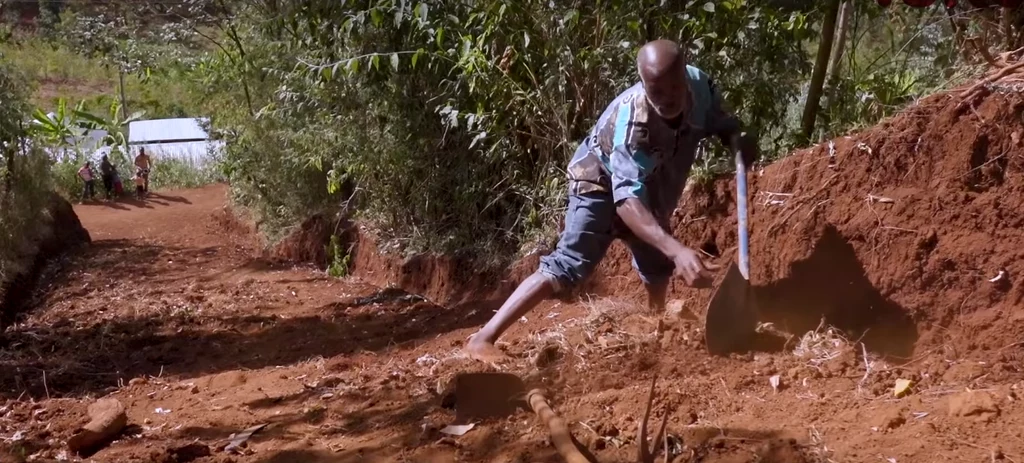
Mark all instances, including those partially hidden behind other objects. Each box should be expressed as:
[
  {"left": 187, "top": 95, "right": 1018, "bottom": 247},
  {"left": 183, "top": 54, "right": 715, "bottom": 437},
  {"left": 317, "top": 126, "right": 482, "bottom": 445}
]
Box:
[
  {"left": 66, "top": 398, "right": 127, "bottom": 456},
  {"left": 948, "top": 391, "right": 1000, "bottom": 422}
]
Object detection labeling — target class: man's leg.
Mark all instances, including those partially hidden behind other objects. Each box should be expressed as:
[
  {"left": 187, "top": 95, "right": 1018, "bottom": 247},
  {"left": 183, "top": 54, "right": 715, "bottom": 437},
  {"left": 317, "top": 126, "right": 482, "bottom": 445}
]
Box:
[
  {"left": 103, "top": 176, "right": 113, "bottom": 200},
  {"left": 465, "top": 191, "right": 615, "bottom": 362},
  {"left": 464, "top": 272, "right": 557, "bottom": 362},
  {"left": 623, "top": 231, "right": 675, "bottom": 313}
]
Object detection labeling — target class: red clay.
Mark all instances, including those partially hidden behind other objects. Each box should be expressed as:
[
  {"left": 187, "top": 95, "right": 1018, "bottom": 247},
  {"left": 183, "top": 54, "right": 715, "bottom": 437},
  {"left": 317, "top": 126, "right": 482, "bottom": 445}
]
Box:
[{"left": 2, "top": 85, "right": 1024, "bottom": 462}]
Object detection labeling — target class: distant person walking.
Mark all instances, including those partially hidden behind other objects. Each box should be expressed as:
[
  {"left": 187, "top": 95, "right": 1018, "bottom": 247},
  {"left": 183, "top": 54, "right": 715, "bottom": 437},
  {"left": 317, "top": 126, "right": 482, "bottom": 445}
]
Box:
[
  {"left": 99, "top": 154, "right": 115, "bottom": 200},
  {"left": 134, "top": 148, "right": 152, "bottom": 195},
  {"left": 111, "top": 165, "right": 124, "bottom": 199},
  {"left": 77, "top": 162, "right": 96, "bottom": 202},
  {"left": 133, "top": 170, "right": 146, "bottom": 200}
]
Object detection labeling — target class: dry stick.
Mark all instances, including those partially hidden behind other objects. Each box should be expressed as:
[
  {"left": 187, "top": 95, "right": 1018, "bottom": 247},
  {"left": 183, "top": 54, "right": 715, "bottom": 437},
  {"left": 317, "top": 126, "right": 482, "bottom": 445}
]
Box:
[
  {"left": 526, "top": 389, "right": 590, "bottom": 463},
  {"left": 638, "top": 375, "right": 669, "bottom": 463},
  {"left": 958, "top": 60, "right": 1024, "bottom": 107},
  {"left": 43, "top": 371, "right": 50, "bottom": 400},
  {"left": 857, "top": 343, "right": 872, "bottom": 393},
  {"left": 969, "top": 37, "right": 999, "bottom": 66}
]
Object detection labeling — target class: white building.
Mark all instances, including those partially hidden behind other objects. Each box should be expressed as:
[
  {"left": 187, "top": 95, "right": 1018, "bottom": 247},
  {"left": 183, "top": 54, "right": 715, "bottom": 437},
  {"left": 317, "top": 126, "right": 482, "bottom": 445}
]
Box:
[{"left": 127, "top": 118, "right": 224, "bottom": 168}]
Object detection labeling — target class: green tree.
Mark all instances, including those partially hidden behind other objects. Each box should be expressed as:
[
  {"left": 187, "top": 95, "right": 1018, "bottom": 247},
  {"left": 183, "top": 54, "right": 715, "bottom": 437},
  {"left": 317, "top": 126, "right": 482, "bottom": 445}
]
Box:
[{"left": 190, "top": 0, "right": 816, "bottom": 261}]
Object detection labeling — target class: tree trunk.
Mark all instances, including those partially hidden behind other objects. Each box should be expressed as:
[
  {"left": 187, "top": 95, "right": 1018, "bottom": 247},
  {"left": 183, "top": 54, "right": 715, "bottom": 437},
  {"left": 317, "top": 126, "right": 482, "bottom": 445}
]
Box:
[
  {"left": 118, "top": 69, "right": 129, "bottom": 120},
  {"left": 827, "top": 1, "right": 852, "bottom": 82},
  {"left": 800, "top": 0, "right": 842, "bottom": 143}
]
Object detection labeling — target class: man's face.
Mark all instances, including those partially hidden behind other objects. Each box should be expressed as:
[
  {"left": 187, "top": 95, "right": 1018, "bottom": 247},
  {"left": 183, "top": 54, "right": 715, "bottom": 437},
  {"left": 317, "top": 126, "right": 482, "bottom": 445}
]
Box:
[{"left": 642, "top": 64, "right": 689, "bottom": 120}]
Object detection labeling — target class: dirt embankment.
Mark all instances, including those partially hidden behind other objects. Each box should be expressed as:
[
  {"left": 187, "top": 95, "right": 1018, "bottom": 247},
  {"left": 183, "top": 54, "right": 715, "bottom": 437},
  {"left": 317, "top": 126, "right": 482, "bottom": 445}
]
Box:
[
  {"left": 0, "top": 192, "right": 90, "bottom": 331},
  {"left": 275, "top": 81, "right": 1024, "bottom": 366}
]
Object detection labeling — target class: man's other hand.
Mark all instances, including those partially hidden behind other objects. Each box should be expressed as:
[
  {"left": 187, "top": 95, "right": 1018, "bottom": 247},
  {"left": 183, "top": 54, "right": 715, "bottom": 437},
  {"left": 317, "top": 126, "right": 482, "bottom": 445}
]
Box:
[{"left": 667, "top": 244, "right": 718, "bottom": 288}]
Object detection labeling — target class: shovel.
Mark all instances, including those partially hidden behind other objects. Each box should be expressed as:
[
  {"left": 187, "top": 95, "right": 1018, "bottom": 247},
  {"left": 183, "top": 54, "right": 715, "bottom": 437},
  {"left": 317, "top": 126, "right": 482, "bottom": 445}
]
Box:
[
  {"left": 704, "top": 149, "right": 759, "bottom": 356},
  {"left": 450, "top": 372, "right": 529, "bottom": 423}
]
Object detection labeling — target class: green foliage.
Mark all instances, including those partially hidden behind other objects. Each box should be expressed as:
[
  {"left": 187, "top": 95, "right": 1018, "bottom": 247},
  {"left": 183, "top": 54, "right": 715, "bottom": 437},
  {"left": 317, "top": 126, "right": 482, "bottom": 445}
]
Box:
[
  {"left": 0, "top": 57, "right": 54, "bottom": 286},
  {"left": 325, "top": 234, "right": 351, "bottom": 278},
  {"left": 817, "top": 3, "right": 980, "bottom": 140},
  {"left": 195, "top": 0, "right": 815, "bottom": 260},
  {"left": 0, "top": 34, "right": 201, "bottom": 118}
]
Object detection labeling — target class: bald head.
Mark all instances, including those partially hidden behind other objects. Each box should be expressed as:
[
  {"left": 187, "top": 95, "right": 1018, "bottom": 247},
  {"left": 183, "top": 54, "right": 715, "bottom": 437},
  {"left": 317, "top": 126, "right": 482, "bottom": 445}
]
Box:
[
  {"left": 636, "top": 40, "right": 689, "bottom": 120},
  {"left": 637, "top": 40, "right": 685, "bottom": 80}
]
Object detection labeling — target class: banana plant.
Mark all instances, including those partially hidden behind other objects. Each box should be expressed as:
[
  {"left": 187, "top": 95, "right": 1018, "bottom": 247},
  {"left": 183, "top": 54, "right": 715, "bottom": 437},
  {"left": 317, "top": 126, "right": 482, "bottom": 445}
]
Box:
[
  {"left": 30, "top": 98, "right": 81, "bottom": 145},
  {"left": 73, "top": 100, "right": 146, "bottom": 158},
  {"left": 30, "top": 98, "right": 90, "bottom": 160}
]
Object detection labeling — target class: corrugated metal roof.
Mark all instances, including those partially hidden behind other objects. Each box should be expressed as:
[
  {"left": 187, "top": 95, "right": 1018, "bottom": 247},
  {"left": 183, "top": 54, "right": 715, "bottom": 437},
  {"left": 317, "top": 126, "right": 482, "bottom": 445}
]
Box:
[{"left": 128, "top": 118, "right": 210, "bottom": 144}]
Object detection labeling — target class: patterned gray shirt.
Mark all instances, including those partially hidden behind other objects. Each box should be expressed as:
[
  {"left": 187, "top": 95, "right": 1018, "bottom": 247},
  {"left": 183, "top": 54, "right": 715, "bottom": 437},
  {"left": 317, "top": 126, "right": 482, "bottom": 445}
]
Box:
[{"left": 567, "top": 65, "right": 739, "bottom": 218}]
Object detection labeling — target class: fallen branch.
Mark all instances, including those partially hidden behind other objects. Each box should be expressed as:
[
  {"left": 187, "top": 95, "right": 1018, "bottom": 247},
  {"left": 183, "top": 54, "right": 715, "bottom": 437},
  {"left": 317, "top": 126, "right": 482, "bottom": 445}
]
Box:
[
  {"left": 526, "top": 389, "right": 590, "bottom": 463},
  {"left": 957, "top": 60, "right": 1024, "bottom": 108}
]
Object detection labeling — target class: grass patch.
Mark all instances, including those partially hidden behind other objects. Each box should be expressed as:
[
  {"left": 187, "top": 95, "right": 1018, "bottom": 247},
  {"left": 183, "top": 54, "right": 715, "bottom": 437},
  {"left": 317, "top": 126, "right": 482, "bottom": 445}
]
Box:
[
  {"left": 0, "top": 35, "right": 201, "bottom": 119},
  {"left": 150, "top": 157, "right": 224, "bottom": 191}
]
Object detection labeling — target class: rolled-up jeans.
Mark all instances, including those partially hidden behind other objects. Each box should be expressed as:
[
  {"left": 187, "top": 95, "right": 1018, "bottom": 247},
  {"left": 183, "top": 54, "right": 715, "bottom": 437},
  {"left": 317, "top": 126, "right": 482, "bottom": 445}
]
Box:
[{"left": 537, "top": 189, "right": 675, "bottom": 293}]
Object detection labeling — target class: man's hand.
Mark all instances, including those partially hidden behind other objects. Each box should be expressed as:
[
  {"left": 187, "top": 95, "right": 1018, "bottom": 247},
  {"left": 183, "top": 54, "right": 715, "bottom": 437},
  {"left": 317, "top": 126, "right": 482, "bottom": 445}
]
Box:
[
  {"left": 616, "top": 199, "right": 720, "bottom": 287},
  {"left": 666, "top": 243, "right": 718, "bottom": 288},
  {"left": 729, "top": 131, "right": 759, "bottom": 168}
]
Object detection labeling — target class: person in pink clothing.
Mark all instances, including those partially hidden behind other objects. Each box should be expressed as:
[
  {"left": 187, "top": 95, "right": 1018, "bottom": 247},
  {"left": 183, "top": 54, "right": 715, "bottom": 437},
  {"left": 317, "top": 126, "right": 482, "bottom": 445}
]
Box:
[{"left": 77, "top": 162, "right": 96, "bottom": 201}]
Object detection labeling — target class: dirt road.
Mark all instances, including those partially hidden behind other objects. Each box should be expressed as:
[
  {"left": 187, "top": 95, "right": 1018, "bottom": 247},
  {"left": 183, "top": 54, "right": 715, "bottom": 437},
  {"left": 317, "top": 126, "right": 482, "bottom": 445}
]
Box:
[{"left": 1, "top": 180, "right": 1023, "bottom": 462}]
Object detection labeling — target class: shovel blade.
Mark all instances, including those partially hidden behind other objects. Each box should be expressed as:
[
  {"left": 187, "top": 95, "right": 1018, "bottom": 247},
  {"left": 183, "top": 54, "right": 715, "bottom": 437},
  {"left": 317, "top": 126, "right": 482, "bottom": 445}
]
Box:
[
  {"left": 452, "top": 372, "right": 528, "bottom": 423},
  {"left": 704, "top": 262, "right": 759, "bottom": 356}
]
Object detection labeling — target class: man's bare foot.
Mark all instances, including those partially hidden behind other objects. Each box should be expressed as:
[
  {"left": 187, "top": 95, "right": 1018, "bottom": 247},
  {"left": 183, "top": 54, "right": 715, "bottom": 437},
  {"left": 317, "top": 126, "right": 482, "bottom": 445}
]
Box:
[{"left": 464, "top": 334, "right": 511, "bottom": 364}]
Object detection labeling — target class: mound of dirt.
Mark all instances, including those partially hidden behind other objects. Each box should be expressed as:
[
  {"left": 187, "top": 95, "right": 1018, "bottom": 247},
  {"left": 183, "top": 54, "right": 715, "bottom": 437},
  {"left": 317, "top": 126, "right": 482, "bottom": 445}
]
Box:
[
  {"left": 0, "top": 192, "right": 90, "bottom": 331},
  {"left": 586, "top": 84, "right": 1024, "bottom": 362},
  {"left": 261, "top": 74, "right": 1024, "bottom": 366}
]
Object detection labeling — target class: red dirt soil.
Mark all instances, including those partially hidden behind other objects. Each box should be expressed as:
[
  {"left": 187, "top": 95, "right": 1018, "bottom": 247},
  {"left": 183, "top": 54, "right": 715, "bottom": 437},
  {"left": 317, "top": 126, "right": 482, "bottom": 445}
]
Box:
[{"left": 3, "top": 87, "right": 1024, "bottom": 463}]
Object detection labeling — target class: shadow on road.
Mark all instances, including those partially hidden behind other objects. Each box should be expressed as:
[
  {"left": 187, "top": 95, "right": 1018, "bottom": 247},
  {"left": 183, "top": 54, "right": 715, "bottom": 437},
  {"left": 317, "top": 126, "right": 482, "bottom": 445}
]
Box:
[{"left": 0, "top": 240, "right": 506, "bottom": 399}]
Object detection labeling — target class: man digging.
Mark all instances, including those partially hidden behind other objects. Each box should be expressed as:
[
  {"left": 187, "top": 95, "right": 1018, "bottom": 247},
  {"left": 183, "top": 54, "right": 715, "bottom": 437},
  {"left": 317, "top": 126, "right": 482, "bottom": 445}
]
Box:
[{"left": 465, "top": 39, "right": 758, "bottom": 363}]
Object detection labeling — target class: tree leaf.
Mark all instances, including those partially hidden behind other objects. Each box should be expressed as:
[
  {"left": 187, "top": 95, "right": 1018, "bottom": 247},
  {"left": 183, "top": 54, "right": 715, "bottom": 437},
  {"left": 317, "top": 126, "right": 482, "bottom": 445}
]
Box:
[
  {"left": 321, "top": 66, "right": 332, "bottom": 81},
  {"left": 703, "top": 2, "right": 715, "bottom": 12},
  {"left": 347, "top": 58, "right": 360, "bottom": 74},
  {"left": 371, "top": 54, "right": 380, "bottom": 71},
  {"left": 523, "top": 32, "right": 530, "bottom": 48},
  {"left": 370, "top": 8, "right": 383, "bottom": 27},
  {"left": 415, "top": 3, "right": 428, "bottom": 22},
  {"left": 412, "top": 48, "right": 424, "bottom": 68},
  {"left": 390, "top": 53, "right": 399, "bottom": 71},
  {"left": 469, "top": 131, "right": 487, "bottom": 149}
]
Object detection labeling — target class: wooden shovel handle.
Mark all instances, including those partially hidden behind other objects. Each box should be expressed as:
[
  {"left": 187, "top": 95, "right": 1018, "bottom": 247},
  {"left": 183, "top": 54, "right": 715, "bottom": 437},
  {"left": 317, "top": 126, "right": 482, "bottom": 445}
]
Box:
[{"left": 526, "top": 389, "right": 590, "bottom": 463}]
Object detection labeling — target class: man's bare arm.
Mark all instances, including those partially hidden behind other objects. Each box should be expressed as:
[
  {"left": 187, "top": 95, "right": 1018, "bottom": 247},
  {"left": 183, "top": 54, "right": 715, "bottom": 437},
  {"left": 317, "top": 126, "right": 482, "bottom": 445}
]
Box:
[{"left": 615, "top": 198, "right": 682, "bottom": 256}]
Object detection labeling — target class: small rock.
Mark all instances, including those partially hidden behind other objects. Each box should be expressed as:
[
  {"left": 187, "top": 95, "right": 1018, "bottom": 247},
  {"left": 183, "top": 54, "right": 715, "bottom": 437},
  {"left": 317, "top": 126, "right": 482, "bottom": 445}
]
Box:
[
  {"left": 190, "top": 385, "right": 200, "bottom": 394},
  {"left": 949, "top": 391, "right": 1000, "bottom": 422},
  {"left": 894, "top": 379, "right": 913, "bottom": 397},
  {"left": 166, "top": 443, "right": 211, "bottom": 463},
  {"left": 67, "top": 398, "right": 128, "bottom": 456}
]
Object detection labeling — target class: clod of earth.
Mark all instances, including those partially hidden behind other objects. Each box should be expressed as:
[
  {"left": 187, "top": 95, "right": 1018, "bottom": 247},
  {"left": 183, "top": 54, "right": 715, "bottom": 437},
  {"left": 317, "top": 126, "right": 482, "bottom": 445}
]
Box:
[
  {"left": 66, "top": 397, "right": 127, "bottom": 456},
  {"left": 948, "top": 391, "right": 1000, "bottom": 422}
]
